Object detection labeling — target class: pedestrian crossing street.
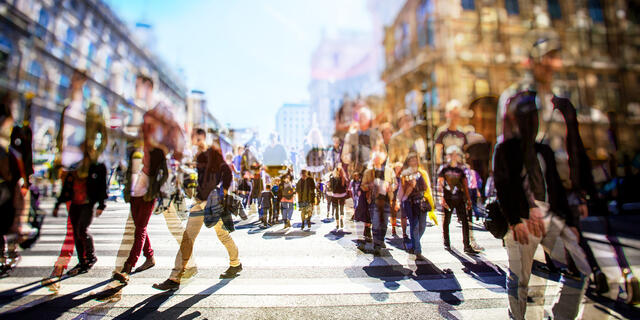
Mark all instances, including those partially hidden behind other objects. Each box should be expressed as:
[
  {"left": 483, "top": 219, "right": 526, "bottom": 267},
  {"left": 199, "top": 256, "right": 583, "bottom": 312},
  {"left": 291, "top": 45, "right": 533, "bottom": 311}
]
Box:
[{"left": 0, "top": 199, "right": 623, "bottom": 319}]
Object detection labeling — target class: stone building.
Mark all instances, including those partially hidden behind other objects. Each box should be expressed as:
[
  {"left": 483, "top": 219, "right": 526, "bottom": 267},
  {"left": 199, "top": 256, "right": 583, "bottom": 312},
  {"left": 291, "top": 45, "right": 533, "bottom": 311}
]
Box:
[
  {"left": 382, "top": 0, "right": 640, "bottom": 166},
  {"left": 0, "top": 0, "right": 187, "bottom": 170}
]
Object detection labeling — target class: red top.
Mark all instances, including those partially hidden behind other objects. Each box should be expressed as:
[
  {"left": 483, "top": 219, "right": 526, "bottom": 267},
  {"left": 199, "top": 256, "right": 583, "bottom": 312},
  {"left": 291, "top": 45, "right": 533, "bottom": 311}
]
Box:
[{"left": 72, "top": 175, "right": 88, "bottom": 204}]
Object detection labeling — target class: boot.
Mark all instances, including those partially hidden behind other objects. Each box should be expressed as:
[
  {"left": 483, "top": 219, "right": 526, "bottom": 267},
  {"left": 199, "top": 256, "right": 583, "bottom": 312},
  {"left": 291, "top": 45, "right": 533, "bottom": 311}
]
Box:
[{"left": 364, "top": 226, "right": 372, "bottom": 242}]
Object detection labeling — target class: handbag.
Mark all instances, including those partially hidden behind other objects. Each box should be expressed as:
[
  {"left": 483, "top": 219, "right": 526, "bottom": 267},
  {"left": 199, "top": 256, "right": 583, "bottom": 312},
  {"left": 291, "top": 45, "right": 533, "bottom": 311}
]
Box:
[{"left": 483, "top": 196, "right": 508, "bottom": 239}]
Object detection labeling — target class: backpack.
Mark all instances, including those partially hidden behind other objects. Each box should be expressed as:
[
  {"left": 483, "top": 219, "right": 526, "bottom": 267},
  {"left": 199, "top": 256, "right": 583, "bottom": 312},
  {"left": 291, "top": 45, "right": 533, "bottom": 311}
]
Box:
[{"left": 483, "top": 197, "right": 508, "bottom": 239}]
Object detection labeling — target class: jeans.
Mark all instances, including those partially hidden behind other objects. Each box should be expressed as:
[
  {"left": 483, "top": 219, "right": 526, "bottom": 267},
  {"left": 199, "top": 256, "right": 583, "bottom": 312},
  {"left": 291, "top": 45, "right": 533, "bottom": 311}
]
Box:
[
  {"left": 68, "top": 203, "right": 96, "bottom": 265},
  {"left": 281, "top": 202, "right": 294, "bottom": 220},
  {"left": 442, "top": 200, "right": 470, "bottom": 249},
  {"left": 403, "top": 200, "right": 427, "bottom": 254},
  {"left": 126, "top": 197, "right": 155, "bottom": 267},
  {"left": 371, "top": 198, "right": 390, "bottom": 248},
  {"left": 170, "top": 200, "right": 240, "bottom": 282},
  {"left": 504, "top": 201, "right": 590, "bottom": 320}
]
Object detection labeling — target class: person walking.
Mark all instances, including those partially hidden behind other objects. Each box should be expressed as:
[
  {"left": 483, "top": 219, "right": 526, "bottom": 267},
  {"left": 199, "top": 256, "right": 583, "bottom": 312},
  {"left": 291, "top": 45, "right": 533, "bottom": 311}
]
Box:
[
  {"left": 438, "top": 145, "right": 477, "bottom": 254},
  {"left": 330, "top": 167, "right": 348, "bottom": 229},
  {"left": 296, "top": 170, "right": 315, "bottom": 231},
  {"left": 397, "top": 153, "right": 435, "bottom": 261},
  {"left": 259, "top": 184, "right": 274, "bottom": 228},
  {"left": 51, "top": 102, "right": 109, "bottom": 276},
  {"left": 153, "top": 131, "right": 241, "bottom": 291},
  {"left": 271, "top": 178, "right": 281, "bottom": 224},
  {"left": 495, "top": 91, "right": 591, "bottom": 320},
  {"left": 279, "top": 176, "right": 295, "bottom": 228},
  {"left": 361, "top": 151, "right": 396, "bottom": 255}
]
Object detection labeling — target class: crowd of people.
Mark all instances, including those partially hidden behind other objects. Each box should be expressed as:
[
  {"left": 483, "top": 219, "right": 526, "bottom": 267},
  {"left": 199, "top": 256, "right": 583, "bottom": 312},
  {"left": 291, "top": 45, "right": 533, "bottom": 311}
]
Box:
[{"left": 0, "top": 32, "right": 638, "bottom": 319}]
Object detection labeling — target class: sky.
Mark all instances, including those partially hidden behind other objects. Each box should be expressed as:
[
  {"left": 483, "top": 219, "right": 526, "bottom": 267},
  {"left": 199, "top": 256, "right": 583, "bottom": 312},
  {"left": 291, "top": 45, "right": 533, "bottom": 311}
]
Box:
[{"left": 105, "top": 0, "right": 375, "bottom": 137}]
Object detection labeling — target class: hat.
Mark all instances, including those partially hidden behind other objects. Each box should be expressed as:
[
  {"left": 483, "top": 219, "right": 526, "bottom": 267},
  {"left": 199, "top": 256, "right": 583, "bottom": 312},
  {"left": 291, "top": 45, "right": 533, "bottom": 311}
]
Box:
[
  {"left": 445, "top": 145, "right": 463, "bottom": 156},
  {"left": 529, "top": 32, "right": 561, "bottom": 61}
]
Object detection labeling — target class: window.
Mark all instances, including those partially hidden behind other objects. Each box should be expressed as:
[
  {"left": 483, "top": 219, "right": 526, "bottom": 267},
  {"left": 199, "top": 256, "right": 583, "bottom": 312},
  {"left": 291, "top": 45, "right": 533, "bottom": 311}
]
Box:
[
  {"left": 0, "top": 35, "right": 12, "bottom": 75},
  {"left": 588, "top": 0, "right": 604, "bottom": 23},
  {"left": 57, "top": 73, "right": 70, "bottom": 102},
  {"left": 65, "top": 28, "right": 75, "bottom": 45},
  {"left": 427, "top": 17, "right": 435, "bottom": 47},
  {"left": 547, "top": 0, "right": 562, "bottom": 20},
  {"left": 25, "top": 60, "right": 43, "bottom": 92},
  {"left": 36, "top": 9, "right": 49, "bottom": 38},
  {"left": 505, "top": 0, "right": 520, "bottom": 15},
  {"left": 461, "top": 0, "right": 475, "bottom": 11},
  {"left": 87, "top": 43, "right": 95, "bottom": 61},
  {"left": 417, "top": 0, "right": 434, "bottom": 48}
]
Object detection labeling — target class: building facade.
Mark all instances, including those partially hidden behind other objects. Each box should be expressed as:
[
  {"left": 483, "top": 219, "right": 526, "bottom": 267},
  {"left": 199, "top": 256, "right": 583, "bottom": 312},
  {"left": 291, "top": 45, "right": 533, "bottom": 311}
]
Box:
[
  {"left": 0, "top": 0, "right": 187, "bottom": 170},
  {"left": 275, "top": 103, "right": 310, "bottom": 151},
  {"left": 382, "top": 0, "right": 640, "bottom": 164}
]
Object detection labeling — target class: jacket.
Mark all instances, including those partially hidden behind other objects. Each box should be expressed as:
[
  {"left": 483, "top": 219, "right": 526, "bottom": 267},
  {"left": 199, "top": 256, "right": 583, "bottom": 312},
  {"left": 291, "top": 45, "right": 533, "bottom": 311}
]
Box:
[
  {"left": 494, "top": 138, "right": 573, "bottom": 227},
  {"left": 56, "top": 162, "right": 108, "bottom": 211},
  {"left": 296, "top": 177, "right": 316, "bottom": 204}
]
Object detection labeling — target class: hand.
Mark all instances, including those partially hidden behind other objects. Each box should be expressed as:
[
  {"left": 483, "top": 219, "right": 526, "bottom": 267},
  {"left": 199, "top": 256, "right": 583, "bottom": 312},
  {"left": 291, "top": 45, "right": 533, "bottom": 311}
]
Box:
[
  {"left": 466, "top": 200, "right": 473, "bottom": 209},
  {"left": 95, "top": 209, "right": 103, "bottom": 217},
  {"left": 569, "top": 226, "right": 580, "bottom": 241},
  {"left": 512, "top": 223, "right": 530, "bottom": 245},
  {"left": 527, "top": 207, "right": 545, "bottom": 238},
  {"left": 441, "top": 201, "right": 450, "bottom": 211},
  {"left": 578, "top": 204, "right": 588, "bottom": 218},
  {"left": 52, "top": 207, "right": 59, "bottom": 217},
  {"left": 394, "top": 201, "right": 400, "bottom": 212}
]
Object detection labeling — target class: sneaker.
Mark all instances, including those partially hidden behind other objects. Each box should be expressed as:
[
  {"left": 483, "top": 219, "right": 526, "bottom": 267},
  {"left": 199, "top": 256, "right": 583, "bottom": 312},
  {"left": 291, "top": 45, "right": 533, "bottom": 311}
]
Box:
[
  {"left": 67, "top": 263, "right": 90, "bottom": 276},
  {"left": 220, "top": 264, "right": 243, "bottom": 279},
  {"left": 464, "top": 247, "right": 480, "bottom": 255},
  {"left": 471, "top": 242, "right": 485, "bottom": 252},
  {"left": 182, "top": 266, "right": 198, "bottom": 279},
  {"left": 134, "top": 256, "right": 156, "bottom": 273},
  {"left": 152, "top": 279, "right": 179, "bottom": 291}
]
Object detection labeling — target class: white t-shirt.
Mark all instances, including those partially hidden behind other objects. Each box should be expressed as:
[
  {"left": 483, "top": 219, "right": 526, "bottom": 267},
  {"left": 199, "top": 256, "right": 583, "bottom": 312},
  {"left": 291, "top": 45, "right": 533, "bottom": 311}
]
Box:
[{"left": 131, "top": 171, "right": 149, "bottom": 197}]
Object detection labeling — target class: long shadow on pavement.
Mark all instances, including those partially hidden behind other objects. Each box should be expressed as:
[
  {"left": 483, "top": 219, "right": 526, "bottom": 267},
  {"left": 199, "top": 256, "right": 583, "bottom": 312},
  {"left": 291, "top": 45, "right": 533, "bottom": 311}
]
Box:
[
  {"left": 447, "top": 248, "right": 507, "bottom": 292},
  {"left": 112, "top": 279, "right": 231, "bottom": 319},
  {"left": 0, "top": 278, "right": 115, "bottom": 318}
]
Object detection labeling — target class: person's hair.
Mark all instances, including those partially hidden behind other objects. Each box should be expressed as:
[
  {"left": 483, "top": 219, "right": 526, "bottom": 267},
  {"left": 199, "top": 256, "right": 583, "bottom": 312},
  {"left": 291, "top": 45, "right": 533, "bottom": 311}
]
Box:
[
  {"left": 358, "top": 107, "right": 373, "bottom": 121},
  {"left": 403, "top": 152, "right": 420, "bottom": 170},
  {"left": 194, "top": 128, "right": 206, "bottom": 136},
  {"left": 137, "top": 74, "right": 154, "bottom": 88},
  {"left": 0, "top": 91, "right": 15, "bottom": 123},
  {"left": 380, "top": 122, "right": 394, "bottom": 134},
  {"left": 266, "top": 184, "right": 271, "bottom": 189}
]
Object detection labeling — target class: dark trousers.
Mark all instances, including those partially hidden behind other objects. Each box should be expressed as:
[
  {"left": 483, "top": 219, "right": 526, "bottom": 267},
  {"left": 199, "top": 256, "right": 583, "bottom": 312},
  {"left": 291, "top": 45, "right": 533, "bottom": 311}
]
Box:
[
  {"left": 332, "top": 196, "right": 345, "bottom": 219},
  {"left": 273, "top": 201, "right": 281, "bottom": 221},
  {"left": 69, "top": 203, "right": 96, "bottom": 265},
  {"left": 126, "top": 197, "right": 155, "bottom": 267},
  {"left": 371, "top": 197, "right": 390, "bottom": 248},
  {"left": 442, "top": 200, "right": 470, "bottom": 249}
]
